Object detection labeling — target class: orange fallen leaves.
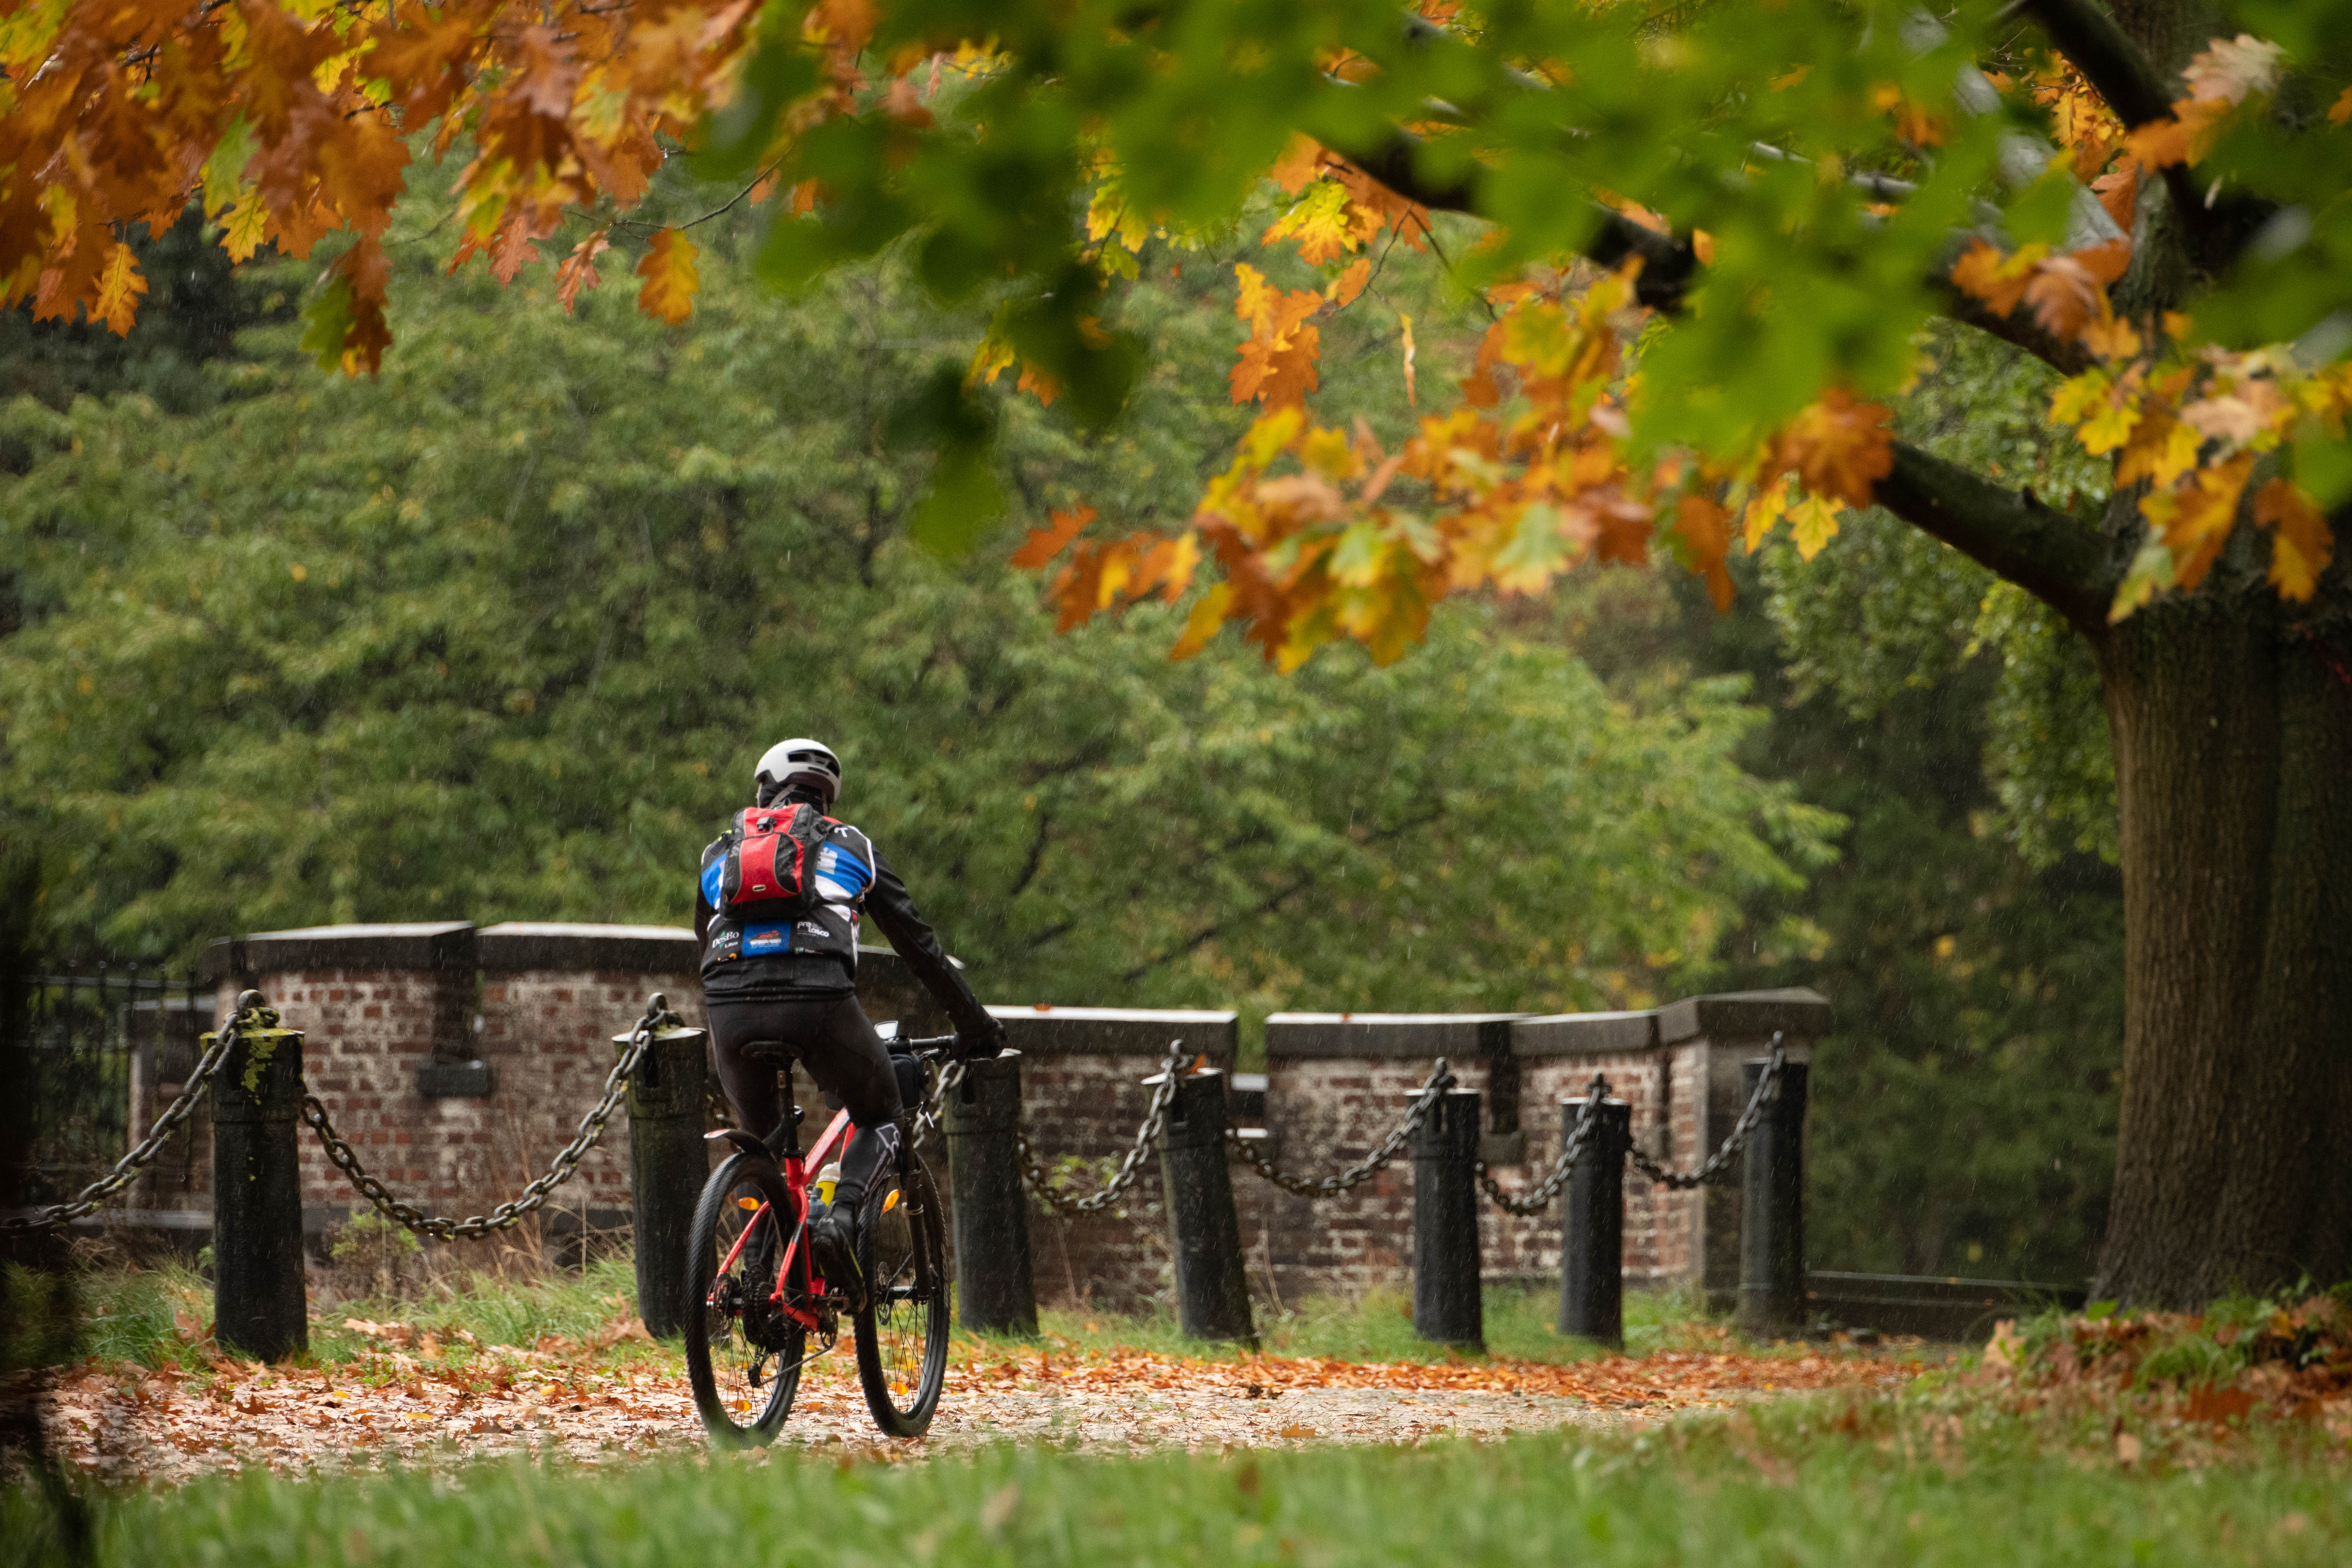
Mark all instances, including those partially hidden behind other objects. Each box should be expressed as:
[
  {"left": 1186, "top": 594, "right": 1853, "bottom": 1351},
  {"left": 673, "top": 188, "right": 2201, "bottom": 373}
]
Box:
[{"left": 44, "top": 1306, "right": 1928, "bottom": 1484}]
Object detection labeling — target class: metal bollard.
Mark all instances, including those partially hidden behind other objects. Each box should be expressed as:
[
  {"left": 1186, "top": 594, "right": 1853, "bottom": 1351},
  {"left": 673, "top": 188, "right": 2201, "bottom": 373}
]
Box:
[
  {"left": 1411, "top": 1088, "right": 1484, "bottom": 1348},
  {"left": 614, "top": 1006, "right": 711, "bottom": 1338},
  {"left": 210, "top": 994, "right": 307, "bottom": 1362},
  {"left": 1736, "top": 1057, "right": 1809, "bottom": 1337},
  {"left": 945, "top": 1051, "right": 1038, "bottom": 1337},
  {"left": 1154, "top": 1069, "right": 1256, "bottom": 1347},
  {"left": 1559, "top": 1094, "right": 1632, "bottom": 1347}
]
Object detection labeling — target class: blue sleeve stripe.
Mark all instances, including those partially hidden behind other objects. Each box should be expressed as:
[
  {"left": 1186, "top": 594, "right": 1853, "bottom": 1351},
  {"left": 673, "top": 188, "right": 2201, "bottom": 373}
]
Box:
[{"left": 700, "top": 858, "right": 725, "bottom": 908}]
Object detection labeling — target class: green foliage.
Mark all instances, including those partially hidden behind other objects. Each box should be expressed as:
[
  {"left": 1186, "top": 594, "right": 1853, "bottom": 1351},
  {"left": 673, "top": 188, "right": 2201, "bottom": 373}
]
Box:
[
  {"left": 1762, "top": 327, "right": 2118, "bottom": 869},
  {"left": 0, "top": 225, "right": 1826, "bottom": 1024},
  {"left": 1548, "top": 542, "right": 2122, "bottom": 1283}
]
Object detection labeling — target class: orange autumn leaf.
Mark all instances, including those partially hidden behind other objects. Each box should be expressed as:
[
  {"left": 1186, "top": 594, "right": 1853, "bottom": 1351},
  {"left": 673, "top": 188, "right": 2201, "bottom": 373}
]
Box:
[
  {"left": 1774, "top": 388, "right": 1892, "bottom": 507},
  {"left": 1010, "top": 506, "right": 1095, "bottom": 569},
  {"left": 1327, "top": 257, "right": 1372, "bottom": 307},
  {"left": 93, "top": 242, "right": 147, "bottom": 337},
  {"left": 555, "top": 229, "right": 612, "bottom": 316},
  {"left": 1675, "top": 494, "right": 1734, "bottom": 610},
  {"left": 1230, "top": 263, "right": 1326, "bottom": 408},
  {"left": 1950, "top": 239, "right": 2048, "bottom": 317},
  {"left": 2252, "top": 479, "right": 2332, "bottom": 600},
  {"left": 2155, "top": 453, "right": 2256, "bottom": 590},
  {"left": 635, "top": 228, "right": 700, "bottom": 326}
]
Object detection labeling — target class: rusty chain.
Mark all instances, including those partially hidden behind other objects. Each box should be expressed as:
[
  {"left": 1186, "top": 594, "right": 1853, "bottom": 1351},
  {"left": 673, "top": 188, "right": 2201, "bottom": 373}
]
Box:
[
  {"left": 303, "top": 992, "right": 677, "bottom": 1240},
  {"left": 1224, "top": 1059, "right": 1457, "bottom": 1200},
  {"left": 0, "top": 991, "right": 266, "bottom": 1234},
  {"left": 1626, "top": 1034, "right": 1788, "bottom": 1190},
  {"left": 1017, "top": 1038, "right": 1187, "bottom": 1215},
  {"left": 1474, "top": 1073, "right": 1611, "bottom": 1216}
]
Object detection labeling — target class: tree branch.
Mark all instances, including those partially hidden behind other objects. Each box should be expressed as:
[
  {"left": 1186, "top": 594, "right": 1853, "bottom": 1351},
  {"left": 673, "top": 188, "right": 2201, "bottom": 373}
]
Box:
[
  {"left": 2007, "top": 0, "right": 2175, "bottom": 128},
  {"left": 2008, "top": 0, "right": 2273, "bottom": 271},
  {"left": 1937, "top": 285, "right": 2092, "bottom": 375},
  {"left": 1873, "top": 440, "right": 2110, "bottom": 631}
]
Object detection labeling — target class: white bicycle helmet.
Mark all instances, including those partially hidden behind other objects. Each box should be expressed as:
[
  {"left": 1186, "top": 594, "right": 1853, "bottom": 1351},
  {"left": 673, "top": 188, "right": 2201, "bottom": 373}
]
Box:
[{"left": 753, "top": 737, "right": 843, "bottom": 806}]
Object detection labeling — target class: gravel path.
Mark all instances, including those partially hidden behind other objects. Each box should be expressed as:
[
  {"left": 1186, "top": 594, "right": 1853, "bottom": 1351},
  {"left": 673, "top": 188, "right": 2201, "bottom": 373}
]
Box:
[{"left": 40, "top": 1338, "right": 1922, "bottom": 1482}]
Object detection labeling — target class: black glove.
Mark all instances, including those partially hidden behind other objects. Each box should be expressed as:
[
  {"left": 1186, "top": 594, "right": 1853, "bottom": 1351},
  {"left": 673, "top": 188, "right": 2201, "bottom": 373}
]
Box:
[{"left": 954, "top": 1018, "right": 1007, "bottom": 1061}]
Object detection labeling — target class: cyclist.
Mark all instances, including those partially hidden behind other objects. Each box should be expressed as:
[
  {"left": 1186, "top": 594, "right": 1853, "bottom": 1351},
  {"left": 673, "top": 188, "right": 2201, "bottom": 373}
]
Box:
[{"left": 695, "top": 737, "right": 1004, "bottom": 1302}]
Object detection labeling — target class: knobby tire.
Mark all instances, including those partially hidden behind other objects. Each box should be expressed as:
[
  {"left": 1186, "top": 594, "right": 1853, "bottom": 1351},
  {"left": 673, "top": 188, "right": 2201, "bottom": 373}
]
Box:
[
  {"left": 853, "top": 1150, "right": 949, "bottom": 1437},
  {"left": 683, "top": 1150, "right": 806, "bottom": 1448}
]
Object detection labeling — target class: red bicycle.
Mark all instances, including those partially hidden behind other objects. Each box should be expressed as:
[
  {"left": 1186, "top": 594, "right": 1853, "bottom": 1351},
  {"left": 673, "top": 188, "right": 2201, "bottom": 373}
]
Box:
[{"left": 681, "top": 1037, "right": 952, "bottom": 1445}]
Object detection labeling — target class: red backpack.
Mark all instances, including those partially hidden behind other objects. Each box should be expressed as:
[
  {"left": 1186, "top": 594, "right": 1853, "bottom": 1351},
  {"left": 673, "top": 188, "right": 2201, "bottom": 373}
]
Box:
[{"left": 711, "top": 803, "right": 829, "bottom": 920}]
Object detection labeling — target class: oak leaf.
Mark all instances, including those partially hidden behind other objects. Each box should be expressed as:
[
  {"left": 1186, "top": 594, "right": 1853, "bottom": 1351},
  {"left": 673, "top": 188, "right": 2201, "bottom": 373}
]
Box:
[
  {"left": 555, "top": 229, "right": 612, "bottom": 315},
  {"left": 2114, "top": 414, "right": 2201, "bottom": 490},
  {"left": 1773, "top": 388, "right": 1892, "bottom": 507},
  {"left": 93, "top": 243, "right": 147, "bottom": 337},
  {"left": 2182, "top": 35, "right": 2283, "bottom": 104},
  {"left": 2253, "top": 479, "right": 2332, "bottom": 601},
  {"left": 2153, "top": 453, "right": 2255, "bottom": 590},
  {"left": 1788, "top": 493, "right": 1841, "bottom": 561},
  {"left": 635, "top": 228, "right": 700, "bottom": 326},
  {"left": 1010, "top": 506, "right": 1094, "bottom": 569},
  {"left": 1674, "top": 494, "right": 1734, "bottom": 609},
  {"left": 1950, "top": 240, "right": 2047, "bottom": 317}
]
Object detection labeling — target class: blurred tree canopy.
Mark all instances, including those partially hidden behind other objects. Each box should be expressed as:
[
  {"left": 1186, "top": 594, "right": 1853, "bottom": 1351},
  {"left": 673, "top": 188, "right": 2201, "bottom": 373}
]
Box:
[{"left": 0, "top": 219, "right": 1833, "bottom": 1031}]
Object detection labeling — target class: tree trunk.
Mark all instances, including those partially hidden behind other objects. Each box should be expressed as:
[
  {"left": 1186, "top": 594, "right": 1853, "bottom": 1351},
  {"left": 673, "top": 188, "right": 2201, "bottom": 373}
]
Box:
[{"left": 2092, "top": 595, "right": 2352, "bottom": 1304}]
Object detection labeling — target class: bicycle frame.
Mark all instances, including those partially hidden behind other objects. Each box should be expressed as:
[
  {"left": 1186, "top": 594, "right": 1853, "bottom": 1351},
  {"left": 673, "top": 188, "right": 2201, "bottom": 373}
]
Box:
[
  {"left": 707, "top": 1038, "right": 954, "bottom": 1336},
  {"left": 712, "top": 1105, "right": 854, "bottom": 1333}
]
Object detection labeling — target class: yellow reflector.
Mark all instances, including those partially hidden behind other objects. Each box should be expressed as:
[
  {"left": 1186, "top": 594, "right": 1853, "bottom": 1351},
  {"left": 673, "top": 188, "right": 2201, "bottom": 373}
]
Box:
[
  {"left": 737, "top": 1196, "right": 761, "bottom": 1211},
  {"left": 882, "top": 1190, "right": 901, "bottom": 1214}
]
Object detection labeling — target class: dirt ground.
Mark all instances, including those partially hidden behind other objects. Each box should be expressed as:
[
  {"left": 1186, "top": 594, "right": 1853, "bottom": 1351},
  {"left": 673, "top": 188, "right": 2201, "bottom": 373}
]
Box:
[{"left": 41, "top": 1334, "right": 1926, "bottom": 1482}]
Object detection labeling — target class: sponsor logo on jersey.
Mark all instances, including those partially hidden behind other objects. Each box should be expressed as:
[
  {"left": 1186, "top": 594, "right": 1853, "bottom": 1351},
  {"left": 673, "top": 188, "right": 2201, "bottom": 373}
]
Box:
[{"left": 743, "top": 924, "right": 788, "bottom": 955}]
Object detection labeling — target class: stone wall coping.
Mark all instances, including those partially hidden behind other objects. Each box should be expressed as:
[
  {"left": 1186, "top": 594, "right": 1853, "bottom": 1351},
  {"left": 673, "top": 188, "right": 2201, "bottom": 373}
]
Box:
[
  {"left": 1655, "top": 987, "right": 1832, "bottom": 1045},
  {"left": 1265, "top": 1012, "right": 1529, "bottom": 1059},
  {"left": 477, "top": 922, "right": 699, "bottom": 974},
  {"left": 984, "top": 1004, "right": 1239, "bottom": 1056},
  {"left": 203, "top": 922, "right": 475, "bottom": 980},
  {"left": 202, "top": 922, "right": 931, "bottom": 984},
  {"left": 1511, "top": 1010, "right": 1660, "bottom": 1057}
]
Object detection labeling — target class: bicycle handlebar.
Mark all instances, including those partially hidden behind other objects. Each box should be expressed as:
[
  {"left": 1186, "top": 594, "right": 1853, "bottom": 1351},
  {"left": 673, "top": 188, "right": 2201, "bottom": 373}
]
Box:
[{"left": 897, "top": 1035, "right": 959, "bottom": 1059}]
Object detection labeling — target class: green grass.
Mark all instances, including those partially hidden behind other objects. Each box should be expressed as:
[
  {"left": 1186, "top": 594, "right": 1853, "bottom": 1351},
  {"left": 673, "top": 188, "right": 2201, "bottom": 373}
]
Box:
[
  {"left": 53, "top": 1257, "right": 674, "bottom": 1376},
  {"left": 8, "top": 1386, "right": 2347, "bottom": 1568},
  {"left": 982, "top": 1284, "right": 1750, "bottom": 1364}
]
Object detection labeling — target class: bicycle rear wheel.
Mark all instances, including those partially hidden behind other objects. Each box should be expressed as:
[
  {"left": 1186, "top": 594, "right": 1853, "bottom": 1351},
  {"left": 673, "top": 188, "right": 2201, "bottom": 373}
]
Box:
[
  {"left": 683, "top": 1150, "right": 806, "bottom": 1448},
  {"left": 853, "top": 1149, "right": 949, "bottom": 1436}
]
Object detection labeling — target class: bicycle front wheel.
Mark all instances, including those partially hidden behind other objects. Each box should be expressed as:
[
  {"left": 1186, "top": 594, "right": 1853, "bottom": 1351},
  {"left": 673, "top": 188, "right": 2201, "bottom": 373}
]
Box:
[
  {"left": 683, "top": 1150, "right": 806, "bottom": 1448},
  {"left": 853, "top": 1150, "right": 949, "bottom": 1436}
]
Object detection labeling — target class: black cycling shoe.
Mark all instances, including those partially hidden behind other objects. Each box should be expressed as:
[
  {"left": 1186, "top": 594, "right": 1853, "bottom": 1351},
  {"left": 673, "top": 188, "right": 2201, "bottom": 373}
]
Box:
[{"left": 808, "top": 1205, "right": 867, "bottom": 1310}]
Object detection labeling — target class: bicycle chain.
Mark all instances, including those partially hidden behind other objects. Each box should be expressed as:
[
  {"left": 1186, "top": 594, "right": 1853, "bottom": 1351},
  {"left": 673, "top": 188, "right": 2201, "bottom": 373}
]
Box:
[
  {"left": 1017, "top": 1038, "right": 1188, "bottom": 1215},
  {"left": 1625, "top": 1034, "right": 1788, "bottom": 1190},
  {"left": 1473, "top": 1074, "right": 1609, "bottom": 1217},
  {"left": 0, "top": 991, "right": 266, "bottom": 1234},
  {"left": 303, "top": 993, "right": 677, "bottom": 1240},
  {"left": 1224, "top": 1059, "right": 1457, "bottom": 1200}
]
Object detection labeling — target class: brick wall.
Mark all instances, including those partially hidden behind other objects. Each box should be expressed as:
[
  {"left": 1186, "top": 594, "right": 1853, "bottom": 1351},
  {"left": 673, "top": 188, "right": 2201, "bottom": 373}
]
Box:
[{"left": 155, "top": 922, "right": 1824, "bottom": 1314}]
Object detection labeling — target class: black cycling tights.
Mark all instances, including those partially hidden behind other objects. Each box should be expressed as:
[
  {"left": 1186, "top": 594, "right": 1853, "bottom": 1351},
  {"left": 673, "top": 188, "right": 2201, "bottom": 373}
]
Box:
[{"left": 707, "top": 994, "right": 905, "bottom": 1208}]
